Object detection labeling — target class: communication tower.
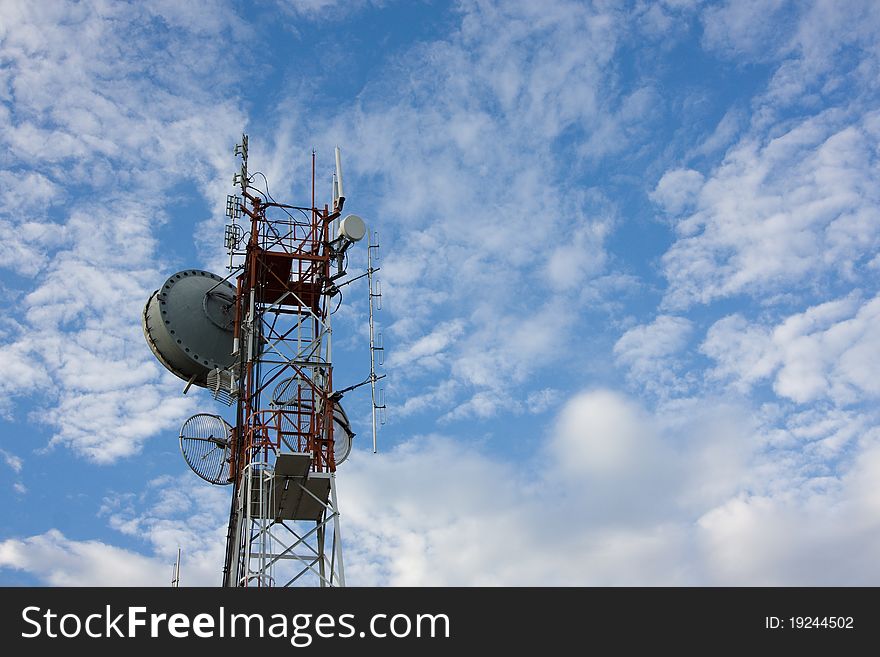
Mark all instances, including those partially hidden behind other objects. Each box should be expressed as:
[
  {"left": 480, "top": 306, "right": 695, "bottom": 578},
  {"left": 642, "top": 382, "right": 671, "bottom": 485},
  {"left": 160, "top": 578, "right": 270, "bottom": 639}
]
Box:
[{"left": 143, "top": 135, "right": 384, "bottom": 587}]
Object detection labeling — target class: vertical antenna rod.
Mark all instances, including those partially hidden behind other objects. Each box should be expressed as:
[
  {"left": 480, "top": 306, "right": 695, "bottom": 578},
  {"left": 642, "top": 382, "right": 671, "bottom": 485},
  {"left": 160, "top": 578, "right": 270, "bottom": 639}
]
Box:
[{"left": 171, "top": 547, "right": 181, "bottom": 588}]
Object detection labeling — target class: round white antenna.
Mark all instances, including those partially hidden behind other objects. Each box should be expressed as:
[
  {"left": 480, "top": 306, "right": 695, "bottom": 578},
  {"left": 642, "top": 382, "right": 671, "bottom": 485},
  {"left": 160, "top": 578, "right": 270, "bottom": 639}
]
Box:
[
  {"left": 338, "top": 214, "right": 366, "bottom": 242},
  {"left": 179, "top": 413, "right": 232, "bottom": 485}
]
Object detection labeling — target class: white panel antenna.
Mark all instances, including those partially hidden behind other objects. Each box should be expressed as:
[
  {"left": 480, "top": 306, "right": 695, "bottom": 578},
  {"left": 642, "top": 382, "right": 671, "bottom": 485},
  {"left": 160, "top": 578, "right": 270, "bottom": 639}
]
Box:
[{"left": 334, "top": 146, "right": 345, "bottom": 209}]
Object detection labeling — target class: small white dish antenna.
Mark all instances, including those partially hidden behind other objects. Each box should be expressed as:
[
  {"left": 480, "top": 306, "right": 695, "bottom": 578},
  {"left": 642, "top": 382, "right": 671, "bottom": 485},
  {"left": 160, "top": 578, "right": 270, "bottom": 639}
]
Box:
[{"left": 338, "top": 214, "right": 366, "bottom": 242}]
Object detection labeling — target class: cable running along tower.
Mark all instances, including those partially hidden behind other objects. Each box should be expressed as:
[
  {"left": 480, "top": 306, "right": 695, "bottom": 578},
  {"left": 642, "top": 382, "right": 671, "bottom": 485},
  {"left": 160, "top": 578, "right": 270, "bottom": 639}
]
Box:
[{"left": 143, "top": 135, "right": 385, "bottom": 587}]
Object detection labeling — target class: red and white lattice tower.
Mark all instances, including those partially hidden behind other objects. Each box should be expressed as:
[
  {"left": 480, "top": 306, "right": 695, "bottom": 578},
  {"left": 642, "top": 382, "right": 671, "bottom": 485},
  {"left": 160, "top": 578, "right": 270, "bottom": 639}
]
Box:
[{"left": 221, "top": 138, "right": 360, "bottom": 587}]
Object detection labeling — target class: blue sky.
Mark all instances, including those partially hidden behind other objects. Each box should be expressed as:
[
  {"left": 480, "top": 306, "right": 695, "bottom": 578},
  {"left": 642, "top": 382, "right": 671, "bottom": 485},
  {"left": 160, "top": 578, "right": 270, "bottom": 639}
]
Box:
[{"left": 1, "top": 0, "right": 879, "bottom": 586}]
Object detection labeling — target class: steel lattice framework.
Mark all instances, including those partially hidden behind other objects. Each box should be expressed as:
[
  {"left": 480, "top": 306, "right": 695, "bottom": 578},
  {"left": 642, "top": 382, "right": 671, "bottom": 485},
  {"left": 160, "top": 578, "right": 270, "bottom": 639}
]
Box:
[{"left": 222, "top": 157, "right": 346, "bottom": 587}]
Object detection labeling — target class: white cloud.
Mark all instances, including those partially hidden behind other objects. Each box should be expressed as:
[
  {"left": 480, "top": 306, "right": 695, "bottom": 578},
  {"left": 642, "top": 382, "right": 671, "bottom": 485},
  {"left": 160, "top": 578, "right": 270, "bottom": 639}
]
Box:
[
  {"left": 387, "top": 320, "right": 464, "bottom": 370},
  {"left": 441, "top": 389, "right": 517, "bottom": 421},
  {"left": 446, "top": 298, "right": 577, "bottom": 404},
  {"left": 700, "top": 314, "right": 778, "bottom": 392},
  {"left": 634, "top": 0, "right": 699, "bottom": 42},
  {"left": 290, "top": 0, "right": 643, "bottom": 418},
  {"left": 650, "top": 169, "right": 704, "bottom": 216},
  {"left": 0, "top": 473, "right": 230, "bottom": 586},
  {"left": 394, "top": 380, "right": 459, "bottom": 419},
  {"left": 552, "top": 389, "right": 657, "bottom": 477},
  {"left": 3, "top": 387, "right": 878, "bottom": 586},
  {"left": 550, "top": 391, "right": 757, "bottom": 515},
  {"left": 656, "top": 2, "right": 880, "bottom": 313},
  {"left": 544, "top": 219, "right": 611, "bottom": 290},
  {"left": 338, "top": 429, "right": 701, "bottom": 585},
  {"left": 0, "top": 448, "right": 27, "bottom": 496},
  {"left": 275, "top": 0, "right": 383, "bottom": 19},
  {"left": 525, "top": 387, "right": 560, "bottom": 414},
  {"left": 614, "top": 315, "right": 693, "bottom": 395},
  {"left": 687, "top": 108, "right": 745, "bottom": 159},
  {"left": 660, "top": 110, "right": 880, "bottom": 309},
  {"left": 100, "top": 474, "right": 229, "bottom": 585},
  {"left": 341, "top": 389, "right": 879, "bottom": 585},
  {"left": 0, "top": 529, "right": 171, "bottom": 586},
  {"left": 701, "top": 0, "right": 793, "bottom": 61},
  {"left": 0, "top": 0, "right": 246, "bottom": 461},
  {"left": 702, "top": 293, "right": 880, "bottom": 405},
  {"left": 44, "top": 383, "right": 197, "bottom": 463},
  {"left": 344, "top": 391, "right": 736, "bottom": 584},
  {"left": 0, "top": 448, "right": 23, "bottom": 473},
  {"left": 701, "top": 0, "right": 880, "bottom": 110},
  {"left": 698, "top": 435, "right": 880, "bottom": 584},
  {"left": 782, "top": 406, "right": 869, "bottom": 460},
  {"left": 0, "top": 170, "right": 62, "bottom": 214},
  {"left": 0, "top": 333, "right": 52, "bottom": 418}
]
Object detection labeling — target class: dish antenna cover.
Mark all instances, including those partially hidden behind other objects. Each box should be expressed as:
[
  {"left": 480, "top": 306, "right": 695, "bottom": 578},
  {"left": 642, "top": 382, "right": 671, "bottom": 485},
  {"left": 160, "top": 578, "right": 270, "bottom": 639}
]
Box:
[
  {"left": 142, "top": 270, "right": 237, "bottom": 388},
  {"left": 338, "top": 214, "right": 366, "bottom": 242},
  {"left": 179, "top": 413, "right": 233, "bottom": 485}
]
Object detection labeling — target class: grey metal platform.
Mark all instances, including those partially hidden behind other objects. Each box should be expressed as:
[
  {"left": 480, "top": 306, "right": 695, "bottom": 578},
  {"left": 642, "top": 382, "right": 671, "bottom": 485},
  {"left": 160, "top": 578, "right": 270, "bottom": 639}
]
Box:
[{"left": 248, "top": 453, "right": 332, "bottom": 521}]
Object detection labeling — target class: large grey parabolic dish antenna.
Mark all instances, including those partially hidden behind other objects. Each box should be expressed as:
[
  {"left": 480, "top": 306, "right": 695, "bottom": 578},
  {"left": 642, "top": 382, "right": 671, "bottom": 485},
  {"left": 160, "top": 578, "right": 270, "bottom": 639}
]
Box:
[{"left": 142, "top": 270, "right": 237, "bottom": 388}]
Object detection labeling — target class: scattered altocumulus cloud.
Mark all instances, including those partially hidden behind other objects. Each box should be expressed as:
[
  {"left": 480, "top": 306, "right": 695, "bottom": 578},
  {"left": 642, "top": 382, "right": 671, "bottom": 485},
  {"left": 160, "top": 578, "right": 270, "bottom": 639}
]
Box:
[
  {"left": 702, "top": 293, "right": 880, "bottom": 405},
  {"left": 659, "top": 111, "right": 880, "bottom": 310},
  {"left": 3, "top": 388, "right": 880, "bottom": 586},
  {"left": 0, "top": 530, "right": 171, "bottom": 587},
  {"left": 614, "top": 315, "right": 693, "bottom": 396},
  {"left": 0, "top": 0, "right": 245, "bottom": 461},
  {"left": 1, "top": 0, "right": 879, "bottom": 589}
]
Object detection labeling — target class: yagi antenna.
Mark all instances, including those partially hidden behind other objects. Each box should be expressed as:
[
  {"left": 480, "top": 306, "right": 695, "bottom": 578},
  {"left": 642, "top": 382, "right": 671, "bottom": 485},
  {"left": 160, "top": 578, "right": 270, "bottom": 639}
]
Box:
[
  {"left": 367, "top": 231, "right": 386, "bottom": 453},
  {"left": 233, "top": 134, "right": 248, "bottom": 194}
]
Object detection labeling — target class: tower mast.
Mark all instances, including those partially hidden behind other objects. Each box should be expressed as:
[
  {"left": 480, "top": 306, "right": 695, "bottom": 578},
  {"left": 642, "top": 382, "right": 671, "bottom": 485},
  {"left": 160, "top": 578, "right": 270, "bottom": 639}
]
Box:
[
  {"left": 221, "top": 136, "right": 350, "bottom": 587},
  {"left": 144, "top": 136, "right": 367, "bottom": 587}
]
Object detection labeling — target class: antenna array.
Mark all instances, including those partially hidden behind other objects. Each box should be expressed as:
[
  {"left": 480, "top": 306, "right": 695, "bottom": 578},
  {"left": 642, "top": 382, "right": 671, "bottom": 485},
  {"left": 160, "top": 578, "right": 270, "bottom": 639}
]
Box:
[{"left": 143, "top": 133, "right": 383, "bottom": 588}]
